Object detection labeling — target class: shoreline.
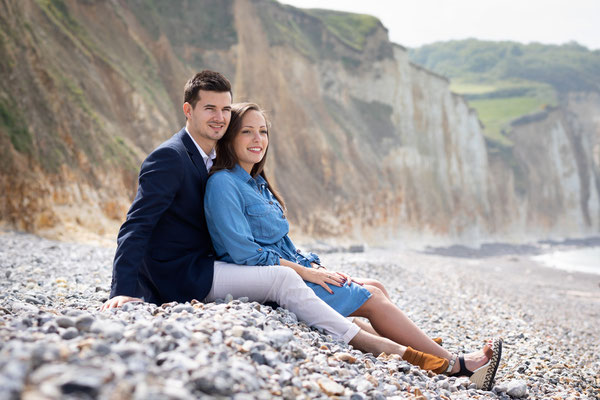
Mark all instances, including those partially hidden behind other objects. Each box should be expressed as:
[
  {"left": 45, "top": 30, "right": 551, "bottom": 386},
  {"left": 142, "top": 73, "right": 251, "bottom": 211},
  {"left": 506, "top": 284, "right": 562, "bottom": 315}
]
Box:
[{"left": 420, "top": 236, "right": 600, "bottom": 258}]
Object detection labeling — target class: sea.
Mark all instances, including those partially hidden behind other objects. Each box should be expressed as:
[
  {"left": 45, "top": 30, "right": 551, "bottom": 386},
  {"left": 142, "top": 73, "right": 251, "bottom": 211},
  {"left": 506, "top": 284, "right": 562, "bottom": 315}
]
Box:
[{"left": 532, "top": 246, "right": 600, "bottom": 275}]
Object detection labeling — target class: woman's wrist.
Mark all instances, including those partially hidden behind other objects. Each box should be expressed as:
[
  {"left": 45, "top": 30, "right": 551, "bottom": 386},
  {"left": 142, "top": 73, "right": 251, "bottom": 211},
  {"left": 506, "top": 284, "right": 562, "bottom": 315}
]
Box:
[{"left": 280, "top": 258, "right": 306, "bottom": 274}]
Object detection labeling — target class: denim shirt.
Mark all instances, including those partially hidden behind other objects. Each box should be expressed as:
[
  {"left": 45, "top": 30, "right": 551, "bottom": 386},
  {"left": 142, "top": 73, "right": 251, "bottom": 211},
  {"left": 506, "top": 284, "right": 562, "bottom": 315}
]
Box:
[{"left": 204, "top": 164, "right": 320, "bottom": 267}]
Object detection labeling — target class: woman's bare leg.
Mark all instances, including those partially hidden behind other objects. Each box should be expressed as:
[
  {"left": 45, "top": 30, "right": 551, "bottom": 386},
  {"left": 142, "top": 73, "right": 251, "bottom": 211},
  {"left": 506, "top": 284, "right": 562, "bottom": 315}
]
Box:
[
  {"left": 352, "top": 317, "right": 379, "bottom": 336},
  {"left": 351, "top": 278, "right": 442, "bottom": 344},
  {"left": 351, "top": 284, "right": 491, "bottom": 373}
]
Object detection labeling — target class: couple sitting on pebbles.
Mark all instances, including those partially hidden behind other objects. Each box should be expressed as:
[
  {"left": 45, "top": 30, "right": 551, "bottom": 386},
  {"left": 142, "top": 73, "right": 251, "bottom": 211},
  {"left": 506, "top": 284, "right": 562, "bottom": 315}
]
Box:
[{"left": 102, "top": 70, "right": 503, "bottom": 391}]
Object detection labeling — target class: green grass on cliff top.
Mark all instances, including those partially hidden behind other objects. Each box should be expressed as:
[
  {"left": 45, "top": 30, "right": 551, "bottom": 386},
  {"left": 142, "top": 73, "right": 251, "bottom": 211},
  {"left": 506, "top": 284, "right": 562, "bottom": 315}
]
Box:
[
  {"left": 450, "top": 79, "right": 557, "bottom": 145},
  {"left": 259, "top": 2, "right": 381, "bottom": 60},
  {"left": 305, "top": 9, "right": 380, "bottom": 52},
  {"left": 409, "top": 39, "right": 600, "bottom": 146},
  {"left": 468, "top": 96, "right": 550, "bottom": 146}
]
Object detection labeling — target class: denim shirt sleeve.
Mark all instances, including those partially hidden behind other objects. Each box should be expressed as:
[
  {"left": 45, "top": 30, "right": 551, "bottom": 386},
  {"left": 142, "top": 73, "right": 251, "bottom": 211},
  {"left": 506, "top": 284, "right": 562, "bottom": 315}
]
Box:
[
  {"left": 205, "top": 172, "right": 281, "bottom": 266},
  {"left": 303, "top": 251, "right": 321, "bottom": 265}
]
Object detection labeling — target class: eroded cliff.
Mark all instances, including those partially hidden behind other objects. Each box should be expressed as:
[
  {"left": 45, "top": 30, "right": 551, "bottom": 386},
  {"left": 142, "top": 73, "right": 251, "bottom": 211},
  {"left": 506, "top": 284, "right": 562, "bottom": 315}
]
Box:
[{"left": 0, "top": 0, "right": 598, "bottom": 244}]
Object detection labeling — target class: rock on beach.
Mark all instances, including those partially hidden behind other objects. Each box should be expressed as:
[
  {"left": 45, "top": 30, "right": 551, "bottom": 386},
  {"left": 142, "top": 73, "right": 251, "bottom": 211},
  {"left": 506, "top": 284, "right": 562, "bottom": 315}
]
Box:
[{"left": 1, "top": 231, "right": 599, "bottom": 399}]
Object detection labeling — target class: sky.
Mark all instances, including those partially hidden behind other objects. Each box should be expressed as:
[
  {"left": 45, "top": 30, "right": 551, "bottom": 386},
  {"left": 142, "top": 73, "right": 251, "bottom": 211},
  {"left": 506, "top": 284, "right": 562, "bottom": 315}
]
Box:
[{"left": 279, "top": 0, "right": 600, "bottom": 50}]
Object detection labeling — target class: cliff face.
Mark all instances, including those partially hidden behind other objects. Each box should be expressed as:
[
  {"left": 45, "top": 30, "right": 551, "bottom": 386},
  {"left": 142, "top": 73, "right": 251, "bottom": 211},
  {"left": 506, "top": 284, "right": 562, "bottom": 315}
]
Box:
[
  {"left": 1, "top": 0, "right": 598, "bottom": 244},
  {"left": 505, "top": 93, "right": 600, "bottom": 236}
]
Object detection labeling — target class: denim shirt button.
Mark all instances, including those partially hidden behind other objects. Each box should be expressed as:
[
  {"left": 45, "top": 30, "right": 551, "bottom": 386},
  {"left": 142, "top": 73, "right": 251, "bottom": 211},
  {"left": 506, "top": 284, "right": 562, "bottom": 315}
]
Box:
[
  {"left": 258, "top": 248, "right": 263, "bottom": 252},
  {"left": 296, "top": 249, "right": 301, "bottom": 253},
  {"left": 269, "top": 201, "right": 273, "bottom": 204}
]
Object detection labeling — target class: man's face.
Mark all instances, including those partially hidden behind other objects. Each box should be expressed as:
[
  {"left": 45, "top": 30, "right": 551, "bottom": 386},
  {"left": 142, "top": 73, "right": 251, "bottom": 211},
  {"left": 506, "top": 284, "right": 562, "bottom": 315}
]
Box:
[{"left": 184, "top": 90, "right": 232, "bottom": 148}]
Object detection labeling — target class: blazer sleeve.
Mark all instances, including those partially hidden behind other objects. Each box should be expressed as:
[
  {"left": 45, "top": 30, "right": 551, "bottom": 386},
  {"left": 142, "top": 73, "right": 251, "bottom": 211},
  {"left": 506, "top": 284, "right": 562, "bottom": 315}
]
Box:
[
  {"left": 110, "top": 146, "right": 184, "bottom": 297},
  {"left": 204, "top": 173, "right": 281, "bottom": 266}
]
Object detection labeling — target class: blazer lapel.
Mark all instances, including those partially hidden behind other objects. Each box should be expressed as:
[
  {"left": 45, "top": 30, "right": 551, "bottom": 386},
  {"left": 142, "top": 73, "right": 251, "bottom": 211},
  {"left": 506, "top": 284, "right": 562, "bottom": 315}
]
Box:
[{"left": 179, "top": 128, "right": 209, "bottom": 180}]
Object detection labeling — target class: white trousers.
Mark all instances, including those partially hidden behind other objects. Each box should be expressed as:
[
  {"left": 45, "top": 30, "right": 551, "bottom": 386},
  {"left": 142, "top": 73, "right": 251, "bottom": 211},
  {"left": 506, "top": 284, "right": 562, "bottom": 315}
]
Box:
[{"left": 204, "top": 261, "right": 360, "bottom": 343}]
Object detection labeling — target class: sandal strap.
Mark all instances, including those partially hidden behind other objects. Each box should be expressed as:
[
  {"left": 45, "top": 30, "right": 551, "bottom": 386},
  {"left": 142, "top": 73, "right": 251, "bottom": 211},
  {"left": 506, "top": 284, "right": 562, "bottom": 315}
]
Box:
[
  {"left": 445, "top": 354, "right": 457, "bottom": 374},
  {"left": 450, "top": 356, "right": 473, "bottom": 377}
]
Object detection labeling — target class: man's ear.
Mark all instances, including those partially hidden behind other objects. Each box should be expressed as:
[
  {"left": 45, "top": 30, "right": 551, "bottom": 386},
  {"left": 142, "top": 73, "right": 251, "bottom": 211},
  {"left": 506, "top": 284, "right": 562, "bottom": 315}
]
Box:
[{"left": 183, "top": 102, "right": 191, "bottom": 119}]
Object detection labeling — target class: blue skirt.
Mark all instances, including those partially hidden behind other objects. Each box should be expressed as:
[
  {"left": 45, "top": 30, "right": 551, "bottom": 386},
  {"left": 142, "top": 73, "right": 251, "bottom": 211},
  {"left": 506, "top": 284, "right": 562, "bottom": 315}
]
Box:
[{"left": 305, "top": 279, "right": 372, "bottom": 317}]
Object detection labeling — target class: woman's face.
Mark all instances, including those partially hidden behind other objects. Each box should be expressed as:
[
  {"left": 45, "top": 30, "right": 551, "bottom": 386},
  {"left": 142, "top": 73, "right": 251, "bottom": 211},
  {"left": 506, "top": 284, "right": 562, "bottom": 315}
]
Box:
[{"left": 233, "top": 110, "right": 269, "bottom": 174}]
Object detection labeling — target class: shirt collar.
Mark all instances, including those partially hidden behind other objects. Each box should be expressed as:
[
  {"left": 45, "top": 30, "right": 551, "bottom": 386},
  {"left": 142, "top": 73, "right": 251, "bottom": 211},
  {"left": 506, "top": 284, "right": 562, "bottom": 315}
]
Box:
[
  {"left": 185, "top": 127, "right": 216, "bottom": 163},
  {"left": 231, "top": 163, "right": 267, "bottom": 186}
]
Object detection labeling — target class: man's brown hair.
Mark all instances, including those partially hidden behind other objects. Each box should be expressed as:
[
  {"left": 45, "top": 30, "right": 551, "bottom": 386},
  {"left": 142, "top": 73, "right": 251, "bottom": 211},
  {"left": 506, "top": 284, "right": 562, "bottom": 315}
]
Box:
[{"left": 183, "top": 70, "right": 232, "bottom": 109}]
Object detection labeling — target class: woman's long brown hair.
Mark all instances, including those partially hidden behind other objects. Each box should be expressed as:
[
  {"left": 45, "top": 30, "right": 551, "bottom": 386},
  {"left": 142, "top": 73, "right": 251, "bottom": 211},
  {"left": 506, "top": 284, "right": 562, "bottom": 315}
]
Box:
[{"left": 210, "top": 102, "right": 286, "bottom": 211}]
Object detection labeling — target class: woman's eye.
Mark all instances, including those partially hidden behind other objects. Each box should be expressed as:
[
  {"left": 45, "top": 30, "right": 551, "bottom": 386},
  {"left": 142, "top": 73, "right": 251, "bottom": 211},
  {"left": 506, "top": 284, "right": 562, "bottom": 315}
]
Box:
[
  {"left": 242, "top": 130, "right": 250, "bottom": 134},
  {"left": 260, "top": 130, "right": 268, "bottom": 135}
]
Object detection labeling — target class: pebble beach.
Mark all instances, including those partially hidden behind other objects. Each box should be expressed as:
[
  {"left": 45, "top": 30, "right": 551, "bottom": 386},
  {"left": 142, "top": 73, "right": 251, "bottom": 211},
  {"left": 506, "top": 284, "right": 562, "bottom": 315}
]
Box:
[{"left": 0, "top": 230, "right": 599, "bottom": 399}]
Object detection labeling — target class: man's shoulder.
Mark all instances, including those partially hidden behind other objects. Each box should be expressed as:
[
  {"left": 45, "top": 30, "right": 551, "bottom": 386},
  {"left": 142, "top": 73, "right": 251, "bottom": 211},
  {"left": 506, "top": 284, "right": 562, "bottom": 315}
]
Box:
[
  {"left": 145, "top": 130, "right": 187, "bottom": 159},
  {"left": 154, "top": 129, "right": 187, "bottom": 152}
]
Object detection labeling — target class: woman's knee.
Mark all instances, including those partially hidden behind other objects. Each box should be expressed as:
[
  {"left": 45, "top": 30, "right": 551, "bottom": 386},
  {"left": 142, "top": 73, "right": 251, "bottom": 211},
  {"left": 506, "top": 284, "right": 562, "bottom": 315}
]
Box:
[
  {"left": 357, "top": 278, "right": 390, "bottom": 299},
  {"left": 351, "top": 285, "right": 388, "bottom": 318},
  {"left": 364, "top": 284, "right": 384, "bottom": 297},
  {"left": 362, "top": 285, "right": 388, "bottom": 308},
  {"left": 359, "top": 279, "right": 385, "bottom": 291}
]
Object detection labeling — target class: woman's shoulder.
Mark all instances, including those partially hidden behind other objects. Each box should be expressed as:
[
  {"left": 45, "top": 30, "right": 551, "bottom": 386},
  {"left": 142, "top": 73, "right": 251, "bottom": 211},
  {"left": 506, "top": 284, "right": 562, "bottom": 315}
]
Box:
[
  {"left": 208, "top": 168, "right": 233, "bottom": 180},
  {"left": 207, "top": 169, "right": 239, "bottom": 190}
]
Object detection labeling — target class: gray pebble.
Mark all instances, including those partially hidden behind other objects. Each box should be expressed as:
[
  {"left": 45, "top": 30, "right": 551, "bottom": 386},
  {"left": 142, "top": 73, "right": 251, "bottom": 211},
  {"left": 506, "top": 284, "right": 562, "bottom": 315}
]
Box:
[
  {"left": 25, "top": 296, "right": 43, "bottom": 305},
  {"left": 173, "top": 304, "right": 194, "bottom": 313},
  {"left": 266, "top": 329, "right": 294, "bottom": 347},
  {"left": 506, "top": 380, "right": 528, "bottom": 398},
  {"left": 61, "top": 327, "right": 79, "bottom": 340},
  {"left": 75, "top": 315, "right": 95, "bottom": 332},
  {"left": 369, "top": 390, "right": 386, "bottom": 400},
  {"left": 42, "top": 322, "right": 59, "bottom": 334},
  {"left": 92, "top": 342, "right": 111, "bottom": 356},
  {"left": 250, "top": 351, "right": 268, "bottom": 365},
  {"left": 56, "top": 316, "right": 75, "bottom": 329}
]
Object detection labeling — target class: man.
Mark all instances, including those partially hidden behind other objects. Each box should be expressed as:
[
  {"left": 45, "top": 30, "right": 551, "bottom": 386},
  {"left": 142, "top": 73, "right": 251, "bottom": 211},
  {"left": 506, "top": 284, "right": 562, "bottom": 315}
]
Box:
[{"left": 102, "top": 70, "right": 410, "bottom": 358}]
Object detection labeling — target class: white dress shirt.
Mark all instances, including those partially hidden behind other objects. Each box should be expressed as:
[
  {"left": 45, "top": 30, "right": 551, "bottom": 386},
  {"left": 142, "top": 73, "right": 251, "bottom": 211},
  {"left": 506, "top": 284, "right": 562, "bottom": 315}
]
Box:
[{"left": 185, "top": 127, "right": 216, "bottom": 171}]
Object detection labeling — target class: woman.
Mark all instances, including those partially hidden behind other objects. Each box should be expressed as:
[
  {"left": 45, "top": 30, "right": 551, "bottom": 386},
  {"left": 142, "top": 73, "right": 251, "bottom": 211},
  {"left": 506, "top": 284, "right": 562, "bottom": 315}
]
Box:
[{"left": 204, "top": 103, "right": 502, "bottom": 390}]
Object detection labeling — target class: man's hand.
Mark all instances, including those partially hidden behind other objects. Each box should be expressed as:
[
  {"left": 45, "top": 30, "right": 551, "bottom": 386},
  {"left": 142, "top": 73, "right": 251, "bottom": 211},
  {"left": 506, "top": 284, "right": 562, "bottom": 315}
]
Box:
[{"left": 100, "top": 295, "right": 143, "bottom": 311}]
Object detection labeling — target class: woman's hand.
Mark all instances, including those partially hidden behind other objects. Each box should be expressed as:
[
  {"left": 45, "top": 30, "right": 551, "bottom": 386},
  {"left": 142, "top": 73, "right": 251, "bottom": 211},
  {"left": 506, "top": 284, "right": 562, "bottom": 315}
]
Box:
[
  {"left": 299, "top": 267, "right": 345, "bottom": 294},
  {"left": 280, "top": 259, "right": 353, "bottom": 294},
  {"left": 334, "top": 271, "right": 364, "bottom": 286},
  {"left": 310, "top": 263, "right": 363, "bottom": 287}
]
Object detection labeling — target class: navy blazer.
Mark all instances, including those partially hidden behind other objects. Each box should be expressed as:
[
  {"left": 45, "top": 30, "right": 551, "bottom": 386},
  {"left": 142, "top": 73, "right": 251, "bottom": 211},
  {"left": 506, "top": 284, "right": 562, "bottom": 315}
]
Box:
[{"left": 110, "top": 128, "right": 214, "bottom": 304}]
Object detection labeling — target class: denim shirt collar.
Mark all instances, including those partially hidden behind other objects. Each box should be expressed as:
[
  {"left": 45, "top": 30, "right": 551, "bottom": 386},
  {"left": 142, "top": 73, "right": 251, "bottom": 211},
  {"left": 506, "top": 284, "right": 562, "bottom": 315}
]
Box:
[{"left": 231, "top": 164, "right": 267, "bottom": 189}]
